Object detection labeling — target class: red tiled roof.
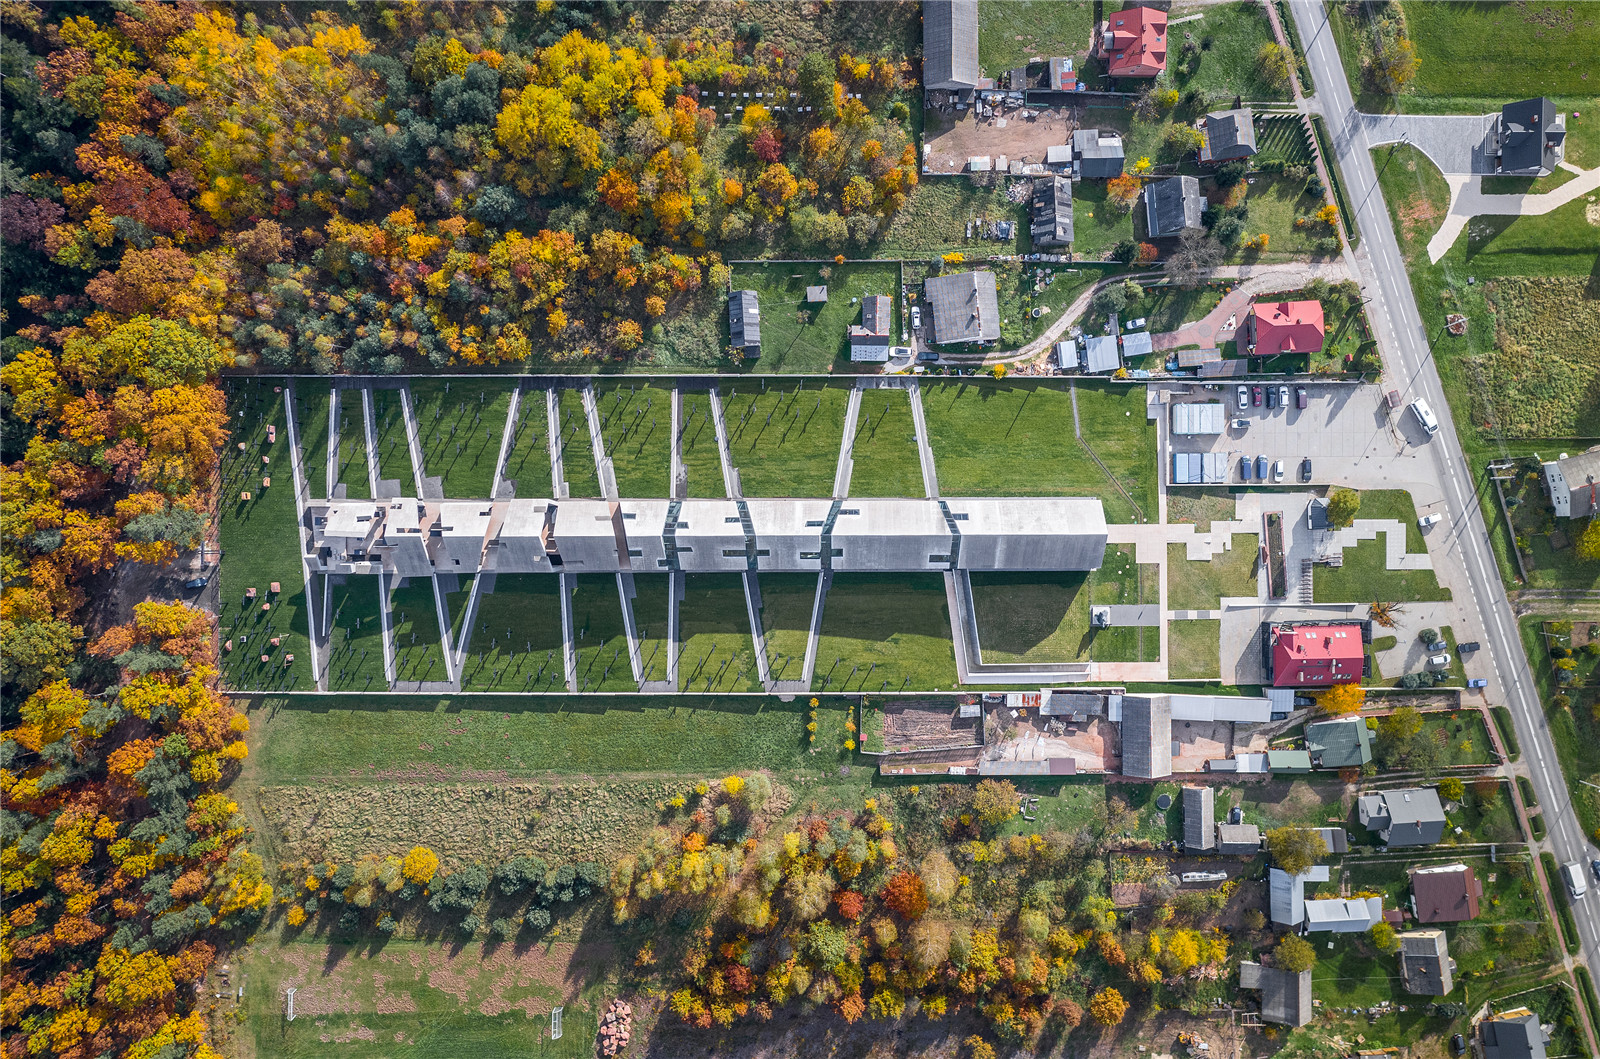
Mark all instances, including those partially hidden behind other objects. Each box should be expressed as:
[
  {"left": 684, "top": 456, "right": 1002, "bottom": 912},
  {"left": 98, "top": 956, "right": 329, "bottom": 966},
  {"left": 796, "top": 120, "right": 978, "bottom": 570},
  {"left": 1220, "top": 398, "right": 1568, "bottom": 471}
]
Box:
[
  {"left": 1103, "top": 6, "right": 1167, "bottom": 78},
  {"left": 1270, "top": 623, "right": 1363, "bottom": 686},
  {"left": 1249, "top": 300, "right": 1325, "bottom": 355}
]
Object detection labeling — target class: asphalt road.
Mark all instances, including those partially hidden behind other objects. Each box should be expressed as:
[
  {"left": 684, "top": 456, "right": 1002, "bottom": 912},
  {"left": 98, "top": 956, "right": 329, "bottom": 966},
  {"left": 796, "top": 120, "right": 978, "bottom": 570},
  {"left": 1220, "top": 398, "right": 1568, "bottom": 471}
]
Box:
[{"left": 1286, "top": 0, "right": 1600, "bottom": 993}]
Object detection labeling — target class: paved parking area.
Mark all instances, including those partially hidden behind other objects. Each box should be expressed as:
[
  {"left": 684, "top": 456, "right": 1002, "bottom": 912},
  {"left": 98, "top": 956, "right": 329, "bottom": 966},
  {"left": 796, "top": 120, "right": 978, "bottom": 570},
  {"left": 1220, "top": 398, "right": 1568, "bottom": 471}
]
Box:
[
  {"left": 1166, "top": 382, "right": 1441, "bottom": 489},
  {"left": 1358, "top": 112, "right": 1497, "bottom": 176}
]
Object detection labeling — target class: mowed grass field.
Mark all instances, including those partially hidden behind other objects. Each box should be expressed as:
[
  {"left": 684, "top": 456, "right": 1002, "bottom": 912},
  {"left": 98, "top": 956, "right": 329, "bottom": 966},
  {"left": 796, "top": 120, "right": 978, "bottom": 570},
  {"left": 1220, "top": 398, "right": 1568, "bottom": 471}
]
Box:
[
  {"left": 1166, "top": 535, "right": 1259, "bottom": 610},
  {"left": 678, "top": 574, "right": 763, "bottom": 692},
  {"left": 554, "top": 386, "right": 600, "bottom": 497},
  {"left": 680, "top": 389, "right": 727, "bottom": 498},
  {"left": 922, "top": 380, "right": 1156, "bottom": 522},
  {"left": 219, "top": 378, "right": 314, "bottom": 691},
  {"left": 629, "top": 574, "right": 672, "bottom": 684},
  {"left": 970, "top": 544, "right": 1159, "bottom": 663},
  {"left": 570, "top": 574, "right": 636, "bottom": 691},
  {"left": 723, "top": 381, "right": 849, "bottom": 496},
  {"left": 501, "top": 385, "right": 552, "bottom": 498},
  {"left": 977, "top": 0, "right": 1095, "bottom": 83},
  {"left": 460, "top": 574, "right": 566, "bottom": 692},
  {"left": 390, "top": 576, "right": 446, "bottom": 683},
  {"left": 811, "top": 574, "right": 959, "bottom": 692},
  {"left": 729, "top": 262, "right": 901, "bottom": 373},
  {"left": 1166, "top": 1, "right": 1291, "bottom": 102},
  {"left": 368, "top": 387, "right": 416, "bottom": 492},
  {"left": 325, "top": 576, "right": 386, "bottom": 692},
  {"left": 334, "top": 387, "right": 370, "bottom": 499},
  {"left": 758, "top": 573, "right": 819, "bottom": 682},
  {"left": 1168, "top": 619, "right": 1221, "bottom": 680},
  {"left": 294, "top": 382, "right": 330, "bottom": 499},
  {"left": 847, "top": 387, "right": 925, "bottom": 497},
  {"left": 596, "top": 381, "right": 671, "bottom": 496},
  {"left": 409, "top": 379, "right": 512, "bottom": 498}
]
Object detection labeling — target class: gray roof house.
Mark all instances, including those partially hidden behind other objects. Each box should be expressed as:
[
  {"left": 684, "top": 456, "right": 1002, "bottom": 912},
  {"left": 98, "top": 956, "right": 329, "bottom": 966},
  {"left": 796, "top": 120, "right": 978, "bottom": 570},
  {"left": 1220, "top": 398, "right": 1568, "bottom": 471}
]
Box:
[
  {"left": 1198, "top": 108, "right": 1258, "bottom": 163},
  {"left": 1121, "top": 695, "right": 1172, "bottom": 778},
  {"left": 1031, "top": 176, "right": 1074, "bottom": 247},
  {"left": 1239, "top": 961, "right": 1312, "bottom": 1027},
  {"left": 1496, "top": 97, "right": 1565, "bottom": 176},
  {"left": 1269, "top": 865, "right": 1330, "bottom": 927},
  {"left": 1304, "top": 717, "right": 1374, "bottom": 768},
  {"left": 1072, "top": 128, "right": 1126, "bottom": 178},
  {"left": 848, "top": 295, "right": 893, "bottom": 363},
  {"left": 729, "top": 290, "right": 761, "bottom": 357},
  {"left": 1358, "top": 787, "right": 1447, "bottom": 847},
  {"left": 1216, "top": 823, "right": 1261, "bottom": 855},
  {"left": 1183, "top": 785, "right": 1215, "bottom": 852},
  {"left": 1541, "top": 445, "right": 1600, "bottom": 519},
  {"left": 1480, "top": 1007, "right": 1550, "bottom": 1059},
  {"left": 1082, "top": 334, "right": 1121, "bottom": 373},
  {"left": 1303, "top": 895, "right": 1384, "bottom": 933},
  {"left": 1142, "top": 175, "right": 1203, "bottom": 238},
  {"left": 1398, "top": 930, "right": 1456, "bottom": 996},
  {"left": 923, "top": 0, "right": 981, "bottom": 93},
  {"left": 924, "top": 271, "right": 1000, "bottom": 345}
]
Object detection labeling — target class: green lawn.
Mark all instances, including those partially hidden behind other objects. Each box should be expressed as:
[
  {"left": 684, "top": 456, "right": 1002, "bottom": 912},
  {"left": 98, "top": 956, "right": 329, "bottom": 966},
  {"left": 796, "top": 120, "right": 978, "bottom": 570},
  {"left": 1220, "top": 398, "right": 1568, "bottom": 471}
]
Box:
[
  {"left": 570, "top": 574, "right": 636, "bottom": 691},
  {"left": 1163, "top": 1, "right": 1291, "bottom": 102},
  {"left": 1229, "top": 175, "right": 1336, "bottom": 262},
  {"left": 970, "top": 545, "right": 1157, "bottom": 664},
  {"left": 443, "top": 573, "right": 473, "bottom": 646},
  {"left": 729, "top": 262, "right": 901, "bottom": 373},
  {"left": 1313, "top": 537, "right": 1452, "bottom": 603},
  {"left": 976, "top": 0, "right": 1095, "bottom": 81},
  {"left": 596, "top": 381, "right": 671, "bottom": 497},
  {"left": 722, "top": 381, "right": 849, "bottom": 497},
  {"left": 325, "top": 576, "right": 386, "bottom": 692},
  {"left": 1166, "top": 535, "right": 1259, "bottom": 610},
  {"left": 390, "top": 576, "right": 446, "bottom": 684},
  {"left": 1253, "top": 115, "right": 1315, "bottom": 167},
  {"left": 812, "top": 574, "right": 959, "bottom": 692},
  {"left": 1402, "top": 1, "right": 1600, "bottom": 101},
  {"left": 219, "top": 378, "right": 314, "bottom": 691},
  {"left": 295, "top": 382, "right": 331, "bottom": 499},
  {"left": 335, "top": 388, "right": 371, "bottom": 499},
  {"left": 921, "top": 380, "right": 1156, "bottom": 523},
  {"left": 679, "top": 390, "right": 726, "bottom": 498},
  {"left": 1352, "top": 489, "right": 1426, "bottom": 552},
  {"left": 758, "top": 573, "right": 818, "bottom": 683},
  {"left": 369, "top": 387, "right": 416, "bottom": 492},
  {"left": 460, "top": 575, "right": 566, "bottom": 692},
  {"left": 678, "top": 574, "right": 762, "bottom": 692},
  {"left": 1071, "top": 179, "right": 1137, "bottom": 261},
  {"left": 874, "top": 179, "right": 1030, "bottom": 258},
  {"left": 1089, "top": 543, "right": 1161, "bottom": 662},
  {"left": 1124, "top": 283, "right": 1222, "bottom": 336},
  {"left": 554, "top": 387, "right": 601, "bottom": 498},
  {"left": 407, "top": 379, "right": 511, "bottom": 498},
  {"left": 629, "top": 574, "right": 672, "bottom": 684},
  {"left": 501, "top": 386, "right": 552, "bottom": 498},
  {"left": 1168, "top": 619, "right": 1221, "bottom": 680},
  {"left": 847, "top": 387, "right": 925, "bottom": 497}
]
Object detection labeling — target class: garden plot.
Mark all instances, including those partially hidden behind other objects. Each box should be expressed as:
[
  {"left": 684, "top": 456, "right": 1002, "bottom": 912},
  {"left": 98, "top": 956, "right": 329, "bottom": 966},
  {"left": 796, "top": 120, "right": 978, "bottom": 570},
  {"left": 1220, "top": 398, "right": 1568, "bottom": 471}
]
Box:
[
  {"left": 866, "top": 700, "right": 982, "bottom": 755},
  {"left": 595, "top": 381, "right": 671, "bottom": 496},
  {"left": 409, "top": 379, "right": 513, "bottom": 498},
  {"left": 728, "top": 262, "right": 901, "bottom": 373},
  {"left": 460, "top": 575, "right": 566, "bottom": 693},
  {"left": 811, "top": 573, "right": 959, "bottom": 693},
  {"left": 722, "top": 381, "right": 849, "bottom": 497}
]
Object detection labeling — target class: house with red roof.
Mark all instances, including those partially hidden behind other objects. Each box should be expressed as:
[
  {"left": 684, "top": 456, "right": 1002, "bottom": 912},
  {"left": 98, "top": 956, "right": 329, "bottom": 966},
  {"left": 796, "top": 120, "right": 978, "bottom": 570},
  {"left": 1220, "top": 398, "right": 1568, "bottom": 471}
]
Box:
[
  {"left": 1268, "top": 622, "right": 1365, "bottom": 687},
  {"left": 1094, "top": 5, "right": 1167, "bottom": 79},
  {"left": 1240, "top": 300, "right": 1326, "bottom": 356}
]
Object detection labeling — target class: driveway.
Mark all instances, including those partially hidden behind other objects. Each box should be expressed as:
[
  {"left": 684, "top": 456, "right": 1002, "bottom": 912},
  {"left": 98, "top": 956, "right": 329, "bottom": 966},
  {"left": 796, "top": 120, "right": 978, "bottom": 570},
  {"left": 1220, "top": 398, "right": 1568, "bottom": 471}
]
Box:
[{"left": 1359, "top": 112, "right": 1497, "bottom": 176}]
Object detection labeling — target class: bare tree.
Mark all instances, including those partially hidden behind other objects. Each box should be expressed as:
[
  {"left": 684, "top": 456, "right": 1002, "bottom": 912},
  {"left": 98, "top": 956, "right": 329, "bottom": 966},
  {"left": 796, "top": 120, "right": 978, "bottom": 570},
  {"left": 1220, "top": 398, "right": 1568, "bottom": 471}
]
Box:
[{"left": 1166, "top": 229, "right": 1224, "bottom": 287}]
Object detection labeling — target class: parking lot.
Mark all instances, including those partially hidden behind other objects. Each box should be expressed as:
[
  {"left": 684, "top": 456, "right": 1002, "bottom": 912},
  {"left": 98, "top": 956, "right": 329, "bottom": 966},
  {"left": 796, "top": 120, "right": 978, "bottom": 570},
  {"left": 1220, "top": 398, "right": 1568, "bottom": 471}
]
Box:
[{"left": 1166, "top": 382, "right": 1442, "bottom": 489}]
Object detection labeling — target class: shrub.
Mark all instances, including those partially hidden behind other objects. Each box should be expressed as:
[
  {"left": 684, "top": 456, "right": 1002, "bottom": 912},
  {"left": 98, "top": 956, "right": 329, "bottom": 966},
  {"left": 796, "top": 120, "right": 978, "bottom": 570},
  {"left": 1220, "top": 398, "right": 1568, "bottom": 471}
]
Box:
[
  {"left": 1276, "top": 934, "right": 1316, "bottom": 972},
  {"left": 1089, "top": 987, "right": 1127, "bottom": 1025},
  {"left": 402, "top": 846, "right": 440, "bottom": 884}
]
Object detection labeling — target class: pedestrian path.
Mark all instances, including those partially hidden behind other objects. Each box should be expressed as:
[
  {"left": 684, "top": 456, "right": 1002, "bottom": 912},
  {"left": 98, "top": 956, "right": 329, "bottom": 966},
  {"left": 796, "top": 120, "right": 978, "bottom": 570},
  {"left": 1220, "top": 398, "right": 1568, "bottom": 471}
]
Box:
[{"left": 1426, "top": 164, "right": 1600, "bottom": 263}]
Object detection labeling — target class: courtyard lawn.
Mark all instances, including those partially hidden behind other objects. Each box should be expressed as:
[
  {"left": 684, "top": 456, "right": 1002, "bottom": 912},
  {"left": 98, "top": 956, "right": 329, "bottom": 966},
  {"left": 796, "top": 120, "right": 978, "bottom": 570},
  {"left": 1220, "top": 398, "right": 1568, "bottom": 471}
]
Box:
[
  {"left": 460, "top": 575, "right": 566, "bottom": 693},
  {"left": 1089, "top": 543, "right": 1161, "bottom": 662},
  {"left": 294, "top": 381, "right": 331, "bottom": 499},
  {"left": 922, "top": 380, "right": 1156, "bottom": 522},
  {"left": 629, "top": 574, "right": 672, "bottom": 684},
  {"left": 570, "top": 574, "right": 636, "bottom": 692},
  {"left": 677, "top": 574, "right": 762, "bottom": 692},
  {"left": 390, "top": 576, "right": 446, "bottom": 684},
  {"left": 1350, "top": 489, "right": 1426, "bottom": 552},
  {"left": 1071, "top": 179, "right": 1137, "bottom": 261},
  {"left": 442, "top": 573, "right": 473, "bottom": 647},
  {"left": 1313, "top": 538, "right": 1452, "bottom": 603},
  {"left": 758, "top": 573, "right": 818, "bottom": 684},
  {"left": 680, "top": 390, "right": 727, "bottom": 498},
  {"left": 812, "top": 574, "right": 959, "bottom": 693},
  {"left": 325, "top": 576, "right": 387, "bottom": 692},
  {"left": 1168, "top": 619, "right": 1221, "bottom": 680},
  {"left": 730, "top": 262, "right": 901, "bottom": 373},
  {"left": 554, "top": 386, "right": 601, "bottom": 498},
  {"left": 1237, "top": 776, "right": 1351, "bottom": 831},
  {"left": 369, "top": 387, "right": 416, "bottom": 492},
  {"left": 334, "top": 388, "right": 371, "bottom": 499},
  {"left": 1229, "top": 174, "right": 1336, "bottom": 263},
  {"left": 1167, "top": 487, "right": 1239, "bottom": 530},
  {"left": 409, "top": 378, "right": 512, "bottom": 499},
  {"left": 1166, "top": 1, "right": 1291, "bottom": 102},
  {"left": 1166, "top": 535, "right": 1260, "bottom": 610},
  {"left": 1127, "top": 283, "right": 1222, "bottom": 336},
  {"left": 1253, "top": 115, "right": 1314, "bottom": 167},
  {"left": 976, "top": 0, "right": 1095, "bottom": 82},
  {"left": 219, "top": 378, "right": 314, "bottom": 691},
  {"left": 501, "top": 385, "right": 552, "bottom": 498},
  {"left": 723, "top": 381, "right": 849, "bottom": 497},
  {"left": 848, "top": 387, "right": 925, "bottom": 497},
  {"left": 971, "top": 571, "right": 1091, "bottom": 663},
  {"left": 596, "top": 381, "right": 671, "bottom": 497}
]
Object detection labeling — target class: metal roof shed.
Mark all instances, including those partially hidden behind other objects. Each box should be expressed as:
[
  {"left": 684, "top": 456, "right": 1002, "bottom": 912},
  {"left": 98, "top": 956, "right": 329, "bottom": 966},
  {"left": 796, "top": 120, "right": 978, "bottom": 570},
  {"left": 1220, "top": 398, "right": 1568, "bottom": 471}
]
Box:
[
  {"left": 923, "top": 0, "right": 981, "bottom": 92},
  {"left": 1083, "top": 334, "right": 1120, "bottom": 373},
  {"left": 1121, "top": 330, "right": 1153, "bottom": 358},
  {"left": 1171, "top": 402, "right": 1225, "bottom": 435},
  {"left": 1171, "top": 451, "right": 1228, "bottom": 485}
]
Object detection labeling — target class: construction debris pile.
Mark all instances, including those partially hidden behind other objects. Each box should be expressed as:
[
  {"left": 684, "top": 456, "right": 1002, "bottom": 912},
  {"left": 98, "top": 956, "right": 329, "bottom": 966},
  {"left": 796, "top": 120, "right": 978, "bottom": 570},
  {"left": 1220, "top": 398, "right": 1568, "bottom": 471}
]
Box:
[{"left": 597, "top": 999, "right": 633, "bottom": 1056}]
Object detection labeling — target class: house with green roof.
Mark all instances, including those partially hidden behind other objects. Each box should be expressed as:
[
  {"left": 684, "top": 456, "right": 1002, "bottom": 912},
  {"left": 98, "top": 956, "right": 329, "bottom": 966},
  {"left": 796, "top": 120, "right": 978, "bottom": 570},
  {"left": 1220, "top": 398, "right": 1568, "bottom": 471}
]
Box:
[{"left": 1305, "top": 717, "right": 1374, "bottom": 769}]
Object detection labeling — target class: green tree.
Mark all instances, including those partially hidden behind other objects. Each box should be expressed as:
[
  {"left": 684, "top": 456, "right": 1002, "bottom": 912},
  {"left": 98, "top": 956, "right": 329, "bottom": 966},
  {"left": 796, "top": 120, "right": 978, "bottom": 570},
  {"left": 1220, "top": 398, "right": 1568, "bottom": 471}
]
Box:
[
  {"left": 1264, "top": 827, "right": 1328, "bottom": 875},
  {"left": 798, "top": 52, "right": 838, "bottom": 119},
  {"left": 1275, "top": 934, "right": 1317, "bottom": 972},
  {"left": 0, "top": 618, "right": 81, "bottom": 696},
  {"left": 1327, "top": 487, "right": 1362, "bottom": 528},
  {"left": 1257, "top": 43, "right": 1292, "bottom": 91},
  {"left": 1577, "top": 518, "right": 1600, "bottom": 562}
]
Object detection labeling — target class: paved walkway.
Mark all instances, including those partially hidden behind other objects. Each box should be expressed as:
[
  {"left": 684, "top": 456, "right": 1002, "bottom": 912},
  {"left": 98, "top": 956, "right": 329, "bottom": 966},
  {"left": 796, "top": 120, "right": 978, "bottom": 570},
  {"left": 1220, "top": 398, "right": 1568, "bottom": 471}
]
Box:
[
  {"left": 833, "top": 385, "right": 862, "bottom": 497},
  {"left": 1426, "top": 162, "right": 1600, "bottom": 263}
]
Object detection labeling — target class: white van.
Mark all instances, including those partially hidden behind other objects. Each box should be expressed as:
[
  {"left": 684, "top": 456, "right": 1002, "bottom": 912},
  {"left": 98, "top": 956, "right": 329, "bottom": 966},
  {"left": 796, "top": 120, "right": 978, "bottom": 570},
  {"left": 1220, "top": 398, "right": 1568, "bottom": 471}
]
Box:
[
  {"left": 1410, "top": 399, "right": 1440, "bottom": 436},
  {"left": 1564, "top": 860, "right": 1588, "bottom": 900}
]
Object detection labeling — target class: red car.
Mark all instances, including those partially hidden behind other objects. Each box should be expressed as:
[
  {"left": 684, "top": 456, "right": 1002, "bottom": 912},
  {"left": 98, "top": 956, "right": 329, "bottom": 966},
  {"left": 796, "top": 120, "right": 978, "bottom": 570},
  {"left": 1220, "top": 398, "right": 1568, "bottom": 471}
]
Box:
[{"left": 1251, "top": 386, "right": 1264, "bottom": 406}]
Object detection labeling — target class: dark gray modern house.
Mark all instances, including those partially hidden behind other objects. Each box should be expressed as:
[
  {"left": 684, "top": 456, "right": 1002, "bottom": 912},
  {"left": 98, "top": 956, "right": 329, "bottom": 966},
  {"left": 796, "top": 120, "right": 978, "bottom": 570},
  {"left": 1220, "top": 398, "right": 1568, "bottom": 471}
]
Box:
[
  {"left": 923, "top": 0, "right": 981, "bottom": 95},
  {"left": 1358, "top": 787, "right": 1446, "bottom": 848},
  {"left": 1198, "top": 108, "right": 1257, "bottom": 163},
  {"left": 729, "top": 290, "right": 761, "bottom": 358},
  {"left": 924, "top": 271, "right": 1000, "bottom": 345},
  {"left": 1142, "top": 175, "right": 1203, "bottom": 238},
  {"left": 1182, "top": 785, "right": 1215, "bottom": 852},
  {"left": 1030, "top": 176, "right": 1074, "bottom": 247},
  {"left": 1495, "top": 97, "right": 1565, "bottom": 177},
  {"left": 1239, "top": 961, "right": 1312, "bottom": 1027}
]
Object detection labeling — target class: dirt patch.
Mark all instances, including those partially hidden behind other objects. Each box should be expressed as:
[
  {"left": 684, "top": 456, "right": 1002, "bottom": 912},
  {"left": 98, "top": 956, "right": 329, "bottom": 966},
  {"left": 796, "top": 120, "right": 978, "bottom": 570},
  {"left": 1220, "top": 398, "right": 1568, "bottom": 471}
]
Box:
[
  {"left": 880, "top": 702, "right": 980, "bottom": 752},
  {"left": 922, "top": 104, "right": 1081, "bottom": 173}
]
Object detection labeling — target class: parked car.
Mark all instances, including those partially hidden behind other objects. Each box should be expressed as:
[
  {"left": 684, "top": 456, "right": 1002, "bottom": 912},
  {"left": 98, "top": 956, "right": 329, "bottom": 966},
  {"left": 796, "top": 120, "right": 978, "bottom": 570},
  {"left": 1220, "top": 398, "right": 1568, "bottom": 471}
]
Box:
[
  {"left": 1300, "top": 457, "right": 1312, "bottom": 482},
  {"left": 910, "top": 305, "right": 922, "bottom": 330},
  {"left": 1237, "top": 385, "right": 1251, "bottom": 409},
  {"left": 1266, "top": 386, "right": 1278, "bottom": 408},
  {"left": 1272, "top": 459, "right": 1285, "bottom": 482},
  {"left": 1426, "top": 639, "right": 1447, "bottom": 651},
  {"left": 1240, "top": 456, "right": 1253, "bottom": 481},
  {"left": 1564, "top": 860, "right": 1588, "bottom": 899},
  {"left": 1450, "top": 1034, "right": 1466, "bottom": 1056},
  {"left": 1427, "top": 653, "right": 1452, "bottom": 667},
  {"left": 1255, "top": 455, "right": 1268, "bottom": 479},
  {"left": 1468, "top": 678, "right": 1487, "bottom": 689},
  {"left": 183, "top": 576, "right": 209, "bottom": 590},
  {"left": 1458, "top": 641, "right": 1480, "bottom": 653},
  {"left": 1419, "top": 512, "right": 1442, "bottom": 527},
  {"left": 917, "top": 350, "right": 939, "bottom": 363},
  {"left": 1231, "top": 417, "right": 1249, "bottom": 430},
  {"left": 1277, "top": 385, "right": 1290, "bottom": 408},
  {"left": 1295, "top": 386, "right": 1307, "bottom": 409},
  {"left": 1252, "top": 386, "right": 1263, "bottom": 406}
]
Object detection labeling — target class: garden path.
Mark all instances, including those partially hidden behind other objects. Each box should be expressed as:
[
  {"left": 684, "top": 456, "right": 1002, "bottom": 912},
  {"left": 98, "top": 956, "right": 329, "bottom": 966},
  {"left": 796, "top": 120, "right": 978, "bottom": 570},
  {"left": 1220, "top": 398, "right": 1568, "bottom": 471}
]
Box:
[{"left": 1425, "top": 163, "right": 1600, "bottom": 263}]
